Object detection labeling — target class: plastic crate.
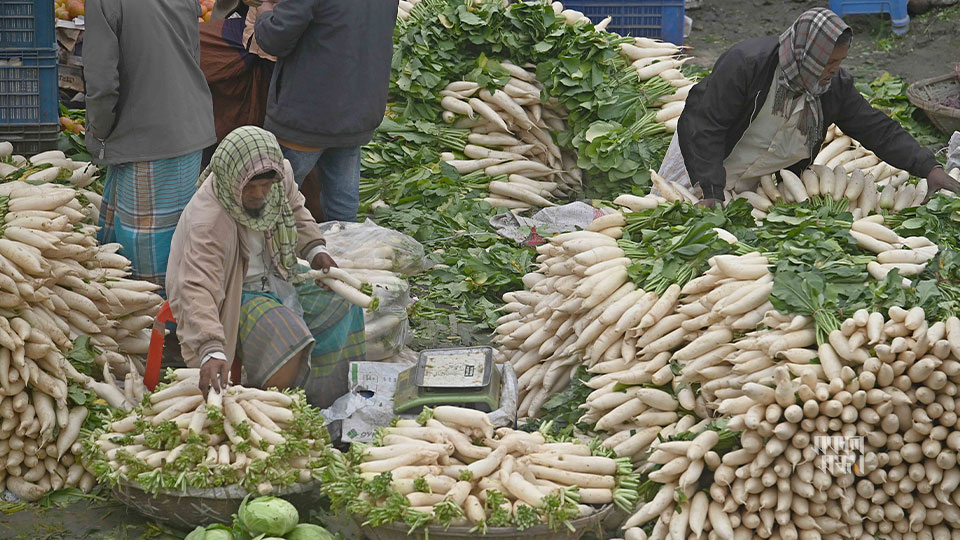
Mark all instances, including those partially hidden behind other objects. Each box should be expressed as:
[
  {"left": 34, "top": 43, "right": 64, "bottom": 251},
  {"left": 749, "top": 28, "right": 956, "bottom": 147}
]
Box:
[
  {"left": 0, "top": 48, "right": 59, "bottom": 125},
  {"left": 562, "top": 0, "right": 685, "bottom": 45},
  {"left": 0, "top": 122, "right": 60, "bottom": 155},
  {"left": 829, "top": 0, "right": 909, "bottom": 35},
  {"left": 0, "top": 1, "right": 56, "bottom": 49}
]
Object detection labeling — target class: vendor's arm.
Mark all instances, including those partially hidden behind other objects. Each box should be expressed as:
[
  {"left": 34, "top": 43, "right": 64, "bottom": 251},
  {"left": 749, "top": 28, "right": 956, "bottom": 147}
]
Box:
[
  {"left": 280, "top": 160, "right": 335, "bottom": 271},
  {"left": 678, "top": 47, "right": 753, "bottom": 202},
  {"left": 82, "top": 0, "right": 121, "bottom": 142},
  {"left": 832, "top": 70, "right": 956, "bottom": 194},
  {"left": 169, "top": 225, "right": 231, "bottom": 394},
  {"left": 253, "top": 0, "right": 318, "bottom": 58}
]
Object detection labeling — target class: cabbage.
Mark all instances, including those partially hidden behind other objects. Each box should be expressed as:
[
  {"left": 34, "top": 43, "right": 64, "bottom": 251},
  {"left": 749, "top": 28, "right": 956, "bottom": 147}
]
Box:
[
  {"left": 184, "top": 527, "right": 207, "bottom": 540},
  {"left": 238, "top": 496, "right": 300, "bottom": 536},
  {"left": 204, "top": 528, "right": 234, "bottom": 540},
  {"left": 286, "top": 523, "right": 336, "bottom": 540}
]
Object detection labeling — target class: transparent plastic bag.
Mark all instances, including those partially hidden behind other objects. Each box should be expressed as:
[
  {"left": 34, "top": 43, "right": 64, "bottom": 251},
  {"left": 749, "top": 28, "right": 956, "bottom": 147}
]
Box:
[
  {"left": 364, "top": 280, "right": 411, "bottom": 361},
  {"left": 947, "top": 131, "right": 960, "bottom": 175},
  {"left": 317, "top": 219, "right": 431, "bottom": 276}
]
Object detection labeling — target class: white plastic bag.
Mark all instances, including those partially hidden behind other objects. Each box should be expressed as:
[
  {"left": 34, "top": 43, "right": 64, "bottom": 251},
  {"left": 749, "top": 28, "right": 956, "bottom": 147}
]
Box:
[
  {"left": 947, "top": 131, "right": 960, "bottom": 174},
  {"left": 317, "top": 219, "right": 431, "bottom": 276}
]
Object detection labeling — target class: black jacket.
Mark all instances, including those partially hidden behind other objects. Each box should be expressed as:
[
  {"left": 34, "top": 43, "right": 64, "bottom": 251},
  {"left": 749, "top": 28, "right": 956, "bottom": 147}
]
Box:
[
  {"left": 254, "top": 0, "right": 397, "bottom": 148},
  {"left": 677, "top": 36, "right": 939, "bottom": 200}
]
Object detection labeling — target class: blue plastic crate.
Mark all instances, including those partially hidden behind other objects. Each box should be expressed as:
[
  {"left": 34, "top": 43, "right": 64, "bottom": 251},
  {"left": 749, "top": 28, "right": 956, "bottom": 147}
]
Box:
[
  {"left": 0, "top": 1, "right": 56, "bottom": 50},
  {"left": 562, "top": 0, "right": 685, "bottom": 45},
  {"left": 0, "top": 48, "right": 59, "bottom": 125},
  {"left": 0, "top": 122, "right": 59, "bottom": 155},
  {"left": 829, "top": 0, "right": 909, "bottom": 35}
]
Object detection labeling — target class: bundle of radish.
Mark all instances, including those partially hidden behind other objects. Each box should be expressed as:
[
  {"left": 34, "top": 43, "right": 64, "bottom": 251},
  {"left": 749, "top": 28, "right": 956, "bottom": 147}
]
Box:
[
  {"left": 728, "top": 162, "right": 940, "bottom": 222},
  {"left": 438, "top": 70, "right": 582, "bottom": 211},
  {"left": 292, "top": 268, "right": 379, "bottom": 311},
  {"left": 618, "top": 36, "right": 695, "bottom": 134},
  {"left": 83, "top": 368, "right": 331, "bottom": 496},
  {"left": 815, "top": 125, "right": 909, "bottom": 187},
  {"left": 318, "top": 405, "right": 640, "bottom": 533}
]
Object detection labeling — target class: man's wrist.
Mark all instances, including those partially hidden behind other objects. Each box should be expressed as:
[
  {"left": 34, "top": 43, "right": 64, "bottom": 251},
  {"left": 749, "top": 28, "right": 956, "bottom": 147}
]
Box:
[
  {"left": 200, "top": 351, "right": 227, "bottom": 367},
  {"left": 307, "top": 244, "right": 329, "bottom": 263}
]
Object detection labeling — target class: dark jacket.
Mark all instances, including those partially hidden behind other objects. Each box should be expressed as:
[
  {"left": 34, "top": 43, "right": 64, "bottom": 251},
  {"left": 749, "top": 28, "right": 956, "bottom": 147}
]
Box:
[
  {"left": 677, "top": 36, "right": 939, "bottom": 200},
  {"left": 254, "top": 0, "right": 397, "bottom": 149},
  {"left": 84, "top": 0, "right": 216, "bottom": 165}
]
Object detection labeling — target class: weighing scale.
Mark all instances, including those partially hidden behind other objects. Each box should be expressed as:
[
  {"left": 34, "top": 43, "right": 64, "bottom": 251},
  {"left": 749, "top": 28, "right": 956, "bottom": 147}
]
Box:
[{"left": 393, "top": 346, "right": 502, "bottom": 414}]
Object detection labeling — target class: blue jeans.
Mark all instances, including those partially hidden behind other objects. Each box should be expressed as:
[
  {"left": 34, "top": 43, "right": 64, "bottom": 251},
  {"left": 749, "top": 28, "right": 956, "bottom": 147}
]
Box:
[{"left": 281, "top": 145, "right": 361, "bottom": 222}]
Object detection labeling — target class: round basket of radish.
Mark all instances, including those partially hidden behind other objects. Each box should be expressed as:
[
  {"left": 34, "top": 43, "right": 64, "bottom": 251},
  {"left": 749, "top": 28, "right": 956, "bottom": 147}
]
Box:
[
  {"left": 82, "top": 369, "right": 332, "bottom": 529},
  {"left": 495, "top": 160, "right": 960, "bottom": 540},
  {"left": 110, "top": 478, "right": 324, "bottom": 531},
  {"left": 317, "top": 406, "right": 639, "bottom": 538},
  {"left": 358, "top": 504, "right": 612, "bottom": 540}
]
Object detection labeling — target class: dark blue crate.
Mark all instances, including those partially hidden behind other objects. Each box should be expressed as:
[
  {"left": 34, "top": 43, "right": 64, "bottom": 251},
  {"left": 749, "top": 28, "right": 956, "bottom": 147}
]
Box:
[
  {"left": 829, "top": 0, "right": 909, "bottom": 35},
  {"left": 0, "top": 1, "right": 56, "bottom": 50},
  {"left": 562, "top": 0, "right": 685, "bottom": 45},
  {"left": 0, "top": 48, "right": 59, "bottom": 125},
  {"left": 0, "top": 122, "right": 59, "bottom": 155}
]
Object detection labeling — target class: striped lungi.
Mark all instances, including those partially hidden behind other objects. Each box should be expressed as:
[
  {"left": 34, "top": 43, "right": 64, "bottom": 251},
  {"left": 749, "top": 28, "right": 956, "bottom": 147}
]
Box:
[
  {"left": 98, "top": 151, "right": 202, "bottom": 296},
  {"left": 238, "top": 279, "right": 366, "bottom": 409}
]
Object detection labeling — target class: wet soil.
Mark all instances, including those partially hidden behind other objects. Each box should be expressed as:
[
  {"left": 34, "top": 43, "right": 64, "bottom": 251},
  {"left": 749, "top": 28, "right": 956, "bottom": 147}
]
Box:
[{"left": 685, "top": 0, "right": 960, "bottom": 83}]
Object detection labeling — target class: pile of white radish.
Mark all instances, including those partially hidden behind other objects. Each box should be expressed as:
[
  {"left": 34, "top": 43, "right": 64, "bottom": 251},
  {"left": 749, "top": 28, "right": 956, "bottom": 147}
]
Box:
[
  {"left": 85, "top": 368, "right": 330, "bottom": 496},
  {"left": 0, "top": 145, "right": 99, "bottom": 190},
  {"left": 340, "top": 405, "right": 638, "bottom": 530},
  {"left": 624, "top": 304, "right": 960, "bottom": 540},
  {"left": 439, "top": 69, "right": 583, "bottom": 212},
  {"left": 0, "top": 145, "right": 170, "bottom": 501},
  {"left": 494, "top": 193, "right": 960, "bottom": 540}
]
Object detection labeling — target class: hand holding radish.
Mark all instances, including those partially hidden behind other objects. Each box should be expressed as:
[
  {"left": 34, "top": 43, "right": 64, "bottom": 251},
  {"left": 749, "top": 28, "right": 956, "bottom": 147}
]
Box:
[
  {"left": 925, "top": 167, "right": 960, "bottom": 203},
  {"left": 199, "top": 356, "right": 230, "bottom": 396}
]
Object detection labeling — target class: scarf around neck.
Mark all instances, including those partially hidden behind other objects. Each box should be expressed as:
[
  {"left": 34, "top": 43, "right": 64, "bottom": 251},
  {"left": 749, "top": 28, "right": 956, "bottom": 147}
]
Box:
[
  {"left": 774, "top": 8, "right": 850, "bottom": 159},
  {"left": 198, "top": 126, "right": 299, "bottom": 278}
]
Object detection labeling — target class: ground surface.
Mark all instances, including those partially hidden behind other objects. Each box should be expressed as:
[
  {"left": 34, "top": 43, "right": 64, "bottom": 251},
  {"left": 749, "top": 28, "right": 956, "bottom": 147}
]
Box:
[
  {"left": 685, "top": 1, "right": 960, "bottom": 83},
  {"left": 5, "top": 2, "right": 960, "bottom": 539}
]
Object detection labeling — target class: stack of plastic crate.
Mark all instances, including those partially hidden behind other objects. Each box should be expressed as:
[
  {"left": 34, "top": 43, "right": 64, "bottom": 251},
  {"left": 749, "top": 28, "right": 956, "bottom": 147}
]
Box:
[{"left": 0, "top": 0, "right": 59, "bottom": 155}]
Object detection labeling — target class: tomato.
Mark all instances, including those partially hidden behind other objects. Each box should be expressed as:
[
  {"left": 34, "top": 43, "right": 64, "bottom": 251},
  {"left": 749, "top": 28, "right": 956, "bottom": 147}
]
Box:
[{"left": 66, "top": 0, "right": 85, "bottom": 19}]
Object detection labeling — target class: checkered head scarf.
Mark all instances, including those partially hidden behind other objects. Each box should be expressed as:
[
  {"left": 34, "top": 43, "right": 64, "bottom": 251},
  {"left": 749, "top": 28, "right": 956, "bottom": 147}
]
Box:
[
  {"left": 198, "top": 126, "right": 299, "bottom": 278},
  {"left": 774, "top": 8, "right": 851, "bottom": 159}
]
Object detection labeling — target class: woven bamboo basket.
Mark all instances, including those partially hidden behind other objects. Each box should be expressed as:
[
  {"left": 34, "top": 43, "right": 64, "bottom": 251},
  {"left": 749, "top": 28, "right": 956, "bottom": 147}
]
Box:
[
  {"left": 906, "top": 73, "right": 960, "bottom": 135},
  {"left": 111, "top": 480, "right": 323, "bottom": 531},
  {"left": 359, "top": 504, "right": 612, "bottom": 540}
]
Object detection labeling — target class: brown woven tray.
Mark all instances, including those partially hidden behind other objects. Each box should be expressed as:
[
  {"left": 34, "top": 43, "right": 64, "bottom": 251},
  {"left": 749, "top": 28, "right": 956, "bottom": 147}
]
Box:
[
  {"left": 359, "top": 504, "right": 612, "bottom": 540},
  {"left": 111, "top": 480, "right": 323, "bottom": 531},
  {"left": 906, "top": 73, "right": 960, "bottom": 134}
]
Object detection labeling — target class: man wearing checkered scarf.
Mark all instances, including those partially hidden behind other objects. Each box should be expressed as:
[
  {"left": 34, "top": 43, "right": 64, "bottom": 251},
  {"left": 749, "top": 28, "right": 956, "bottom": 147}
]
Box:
[
  {"left": 658, "top": 8, "right": 959, "bottom": 207},
  {"left": 166, "top": 127, "right": 366, "bottom": 409}
]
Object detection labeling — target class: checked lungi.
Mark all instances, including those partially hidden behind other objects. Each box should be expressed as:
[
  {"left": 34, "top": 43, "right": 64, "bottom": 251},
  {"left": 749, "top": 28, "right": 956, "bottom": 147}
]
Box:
[
  {"left": 98, "top": 151, "right": 202, "bottom": 296},
  {"left": 238, "top": 278, "right": 366, "bottom": 410}
]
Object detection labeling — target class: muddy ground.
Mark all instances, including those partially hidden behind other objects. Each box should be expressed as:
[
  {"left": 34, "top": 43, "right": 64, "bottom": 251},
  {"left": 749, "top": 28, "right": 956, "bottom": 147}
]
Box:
[
  {"left": 3, "top": 2, "right": 960, "bottom": 540},
  {"left": 685, "top": 1, "right": 960, "bottom": 83}
]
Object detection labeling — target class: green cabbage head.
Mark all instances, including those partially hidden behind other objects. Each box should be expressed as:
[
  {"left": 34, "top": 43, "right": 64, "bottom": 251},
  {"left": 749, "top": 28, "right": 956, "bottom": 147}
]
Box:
[
  {"left": 238, "top": 496, "right": 300, "bottom": 536},
  {"left": 286, "top": 523, "right": 336, "bottom": 540}
]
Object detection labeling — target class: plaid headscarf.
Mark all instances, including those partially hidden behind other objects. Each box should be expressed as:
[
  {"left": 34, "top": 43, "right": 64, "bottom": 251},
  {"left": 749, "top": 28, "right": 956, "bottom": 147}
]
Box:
[
  {"left": 198, "top": 126, "right": 299, "bottom": 278},
  {"left": 774, "top": 8, "right": 850, "bottom": 159}
]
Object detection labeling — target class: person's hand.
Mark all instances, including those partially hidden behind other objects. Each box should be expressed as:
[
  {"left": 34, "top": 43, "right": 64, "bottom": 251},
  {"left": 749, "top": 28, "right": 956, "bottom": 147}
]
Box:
[
  {"left": 242, "top": 0, "right": 263, "bottom": 6},
  {"left": 199, "top": 357, "right": 230, "bottom": 397},
  {"left": 311, "top": 251, "right": 338, "bottom": 273},
  {"left": 925, "top": 167, "right": 960, "bottom": 203},
  {"left": 697, "top": 198, "right": 722, "bottom": 209}
]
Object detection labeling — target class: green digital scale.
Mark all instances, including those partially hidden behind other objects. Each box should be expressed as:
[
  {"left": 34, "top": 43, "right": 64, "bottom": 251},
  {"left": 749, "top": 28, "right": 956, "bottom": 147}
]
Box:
[{"left": 393, "top": 346, "right": 502, "bottom": 415}]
